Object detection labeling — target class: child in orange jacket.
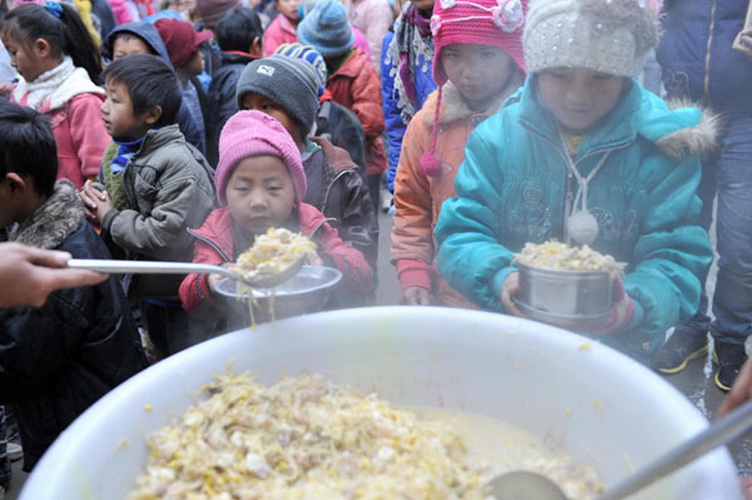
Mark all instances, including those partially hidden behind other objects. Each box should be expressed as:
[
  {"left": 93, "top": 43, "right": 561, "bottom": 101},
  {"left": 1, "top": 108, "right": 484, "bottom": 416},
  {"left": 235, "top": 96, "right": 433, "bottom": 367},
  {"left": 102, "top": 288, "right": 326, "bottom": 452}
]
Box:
[{"left": 391, "top": 0, "right": 526, "bottom": 307}]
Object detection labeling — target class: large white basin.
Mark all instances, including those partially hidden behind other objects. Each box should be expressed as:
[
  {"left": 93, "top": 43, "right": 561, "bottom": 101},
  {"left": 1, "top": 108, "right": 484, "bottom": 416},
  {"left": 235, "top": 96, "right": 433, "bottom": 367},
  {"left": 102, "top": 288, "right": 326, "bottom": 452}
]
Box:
[{"left": 20, "top": 307, "right": 741, "bottom": 499}]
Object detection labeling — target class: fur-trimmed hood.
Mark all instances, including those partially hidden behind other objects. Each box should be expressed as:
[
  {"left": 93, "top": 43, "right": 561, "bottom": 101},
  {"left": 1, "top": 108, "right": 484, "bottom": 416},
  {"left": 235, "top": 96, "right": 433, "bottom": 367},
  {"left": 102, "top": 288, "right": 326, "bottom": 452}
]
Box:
[
  {"left": 422, "top": 71, "right": 525, "bottom": 128},
  {"left": 11, "top": 179, "right": 85, "bottom": 250},
  {"left": 647, "top": 99, "right": 720, "bottom": 161}
]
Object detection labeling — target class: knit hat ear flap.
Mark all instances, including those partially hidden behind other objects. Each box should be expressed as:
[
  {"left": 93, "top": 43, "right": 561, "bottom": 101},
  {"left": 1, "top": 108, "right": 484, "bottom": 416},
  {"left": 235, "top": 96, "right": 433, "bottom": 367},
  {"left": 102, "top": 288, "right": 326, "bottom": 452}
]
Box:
[{"left": 419, "top": 85, "right": 444, "bottom": 177}]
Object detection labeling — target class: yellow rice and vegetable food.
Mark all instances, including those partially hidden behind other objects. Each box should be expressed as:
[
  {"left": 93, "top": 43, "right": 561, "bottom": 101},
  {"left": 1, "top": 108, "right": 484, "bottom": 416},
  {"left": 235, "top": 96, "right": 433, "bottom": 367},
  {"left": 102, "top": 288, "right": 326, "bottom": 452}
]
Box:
[
  {"left": 129, "top": 374, "right": 604, "bottom": 499},
  {"left": 233, "top": 227, "right": 317, "bottom": 284},
  {"left": 514, "top": 240, "right": 625, "bottom": 278}
]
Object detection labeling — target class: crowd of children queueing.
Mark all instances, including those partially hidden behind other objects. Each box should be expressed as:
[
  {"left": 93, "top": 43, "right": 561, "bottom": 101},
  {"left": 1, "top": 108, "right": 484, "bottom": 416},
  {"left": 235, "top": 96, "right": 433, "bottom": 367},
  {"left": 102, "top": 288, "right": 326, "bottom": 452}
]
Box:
[{"left": 2, "top": 0, "right": 750, "bottom": 489}]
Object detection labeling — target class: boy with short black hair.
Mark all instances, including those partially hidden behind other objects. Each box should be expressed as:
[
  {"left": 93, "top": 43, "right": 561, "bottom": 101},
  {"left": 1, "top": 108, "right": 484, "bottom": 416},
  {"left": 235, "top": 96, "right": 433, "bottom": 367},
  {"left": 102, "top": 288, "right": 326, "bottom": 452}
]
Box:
[
  {"left": 80, "top": 54, "right": 216, "bottom": 358},
  {"left": 0, "top": 100, "right": 146, "bottom": 471},
  {"left": 103, "top": 21, "right": 205, "bottom": 153},
  {"left": 206, "top": 6, "right": 264, "bottom": 166}
]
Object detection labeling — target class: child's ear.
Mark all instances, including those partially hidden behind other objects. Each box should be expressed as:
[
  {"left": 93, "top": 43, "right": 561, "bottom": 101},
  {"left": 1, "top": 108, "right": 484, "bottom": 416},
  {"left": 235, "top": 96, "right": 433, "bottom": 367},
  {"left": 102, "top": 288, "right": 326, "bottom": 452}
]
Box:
[
  {"left": 33, "top": 38, "right": 52, "bottom": 58},
  {"left": 144, "top": 105, "right": 163, "bottom": 126},
  {"left": 250, "top": 37, "right": 262, "bottom": 58},
  {"left": 4, "top": 172, "right": 29, "bottom": 196}
]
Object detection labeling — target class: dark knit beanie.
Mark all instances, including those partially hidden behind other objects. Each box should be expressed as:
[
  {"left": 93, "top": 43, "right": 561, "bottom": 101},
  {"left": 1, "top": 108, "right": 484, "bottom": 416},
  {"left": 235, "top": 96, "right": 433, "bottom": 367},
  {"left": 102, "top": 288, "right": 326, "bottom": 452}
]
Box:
[{"left": 235, "top": 55, "right": 320, "bottom": 137}]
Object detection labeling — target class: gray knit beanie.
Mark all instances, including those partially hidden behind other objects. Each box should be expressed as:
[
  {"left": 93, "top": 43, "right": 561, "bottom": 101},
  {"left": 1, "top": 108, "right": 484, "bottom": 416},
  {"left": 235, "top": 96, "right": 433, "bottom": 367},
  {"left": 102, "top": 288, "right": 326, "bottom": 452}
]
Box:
[
  {"left": 235, "top": 56, "right": 320, "bottom": 136},
  {"left": 523, "top": 0, "right": 661, "bottom": 77}
]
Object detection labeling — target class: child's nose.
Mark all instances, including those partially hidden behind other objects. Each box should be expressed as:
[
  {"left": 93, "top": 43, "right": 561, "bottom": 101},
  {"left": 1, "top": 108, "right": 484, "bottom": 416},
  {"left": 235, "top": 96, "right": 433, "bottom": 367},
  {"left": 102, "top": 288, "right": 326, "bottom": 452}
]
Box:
[{"left": 249, "top": 192, "right": 268, "bottom": 210}]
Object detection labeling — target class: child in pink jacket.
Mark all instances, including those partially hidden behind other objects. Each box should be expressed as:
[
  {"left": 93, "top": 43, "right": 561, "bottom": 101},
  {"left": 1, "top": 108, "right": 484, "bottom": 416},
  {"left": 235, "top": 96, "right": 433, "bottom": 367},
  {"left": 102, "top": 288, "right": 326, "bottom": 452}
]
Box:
[
  {"left": 2, "top": 2, "right": 109, "bottom": 188},
  {"left": 180, "top": 111, "right": 373, "bottom": 335}
]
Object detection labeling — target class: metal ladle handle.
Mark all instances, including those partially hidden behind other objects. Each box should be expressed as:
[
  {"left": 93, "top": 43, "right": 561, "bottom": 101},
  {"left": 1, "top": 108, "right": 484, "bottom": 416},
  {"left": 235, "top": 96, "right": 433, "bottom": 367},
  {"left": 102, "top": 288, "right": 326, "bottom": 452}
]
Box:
[
  {"left": 598, "top": 398, "right": 752, "bottom": 500},
  {"left": 68, "top": 259, "right": 238, "bottom": 280}
]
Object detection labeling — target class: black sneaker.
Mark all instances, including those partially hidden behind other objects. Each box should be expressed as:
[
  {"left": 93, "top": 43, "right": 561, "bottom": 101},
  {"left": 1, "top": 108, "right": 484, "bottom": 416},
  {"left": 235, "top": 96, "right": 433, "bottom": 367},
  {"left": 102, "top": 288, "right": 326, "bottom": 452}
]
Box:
[
  {"left": 713, "top": 341, "right": 748, "bottom": 392},
  {"left": 650, "top": 326, "right": 709, "bottom": 374}
]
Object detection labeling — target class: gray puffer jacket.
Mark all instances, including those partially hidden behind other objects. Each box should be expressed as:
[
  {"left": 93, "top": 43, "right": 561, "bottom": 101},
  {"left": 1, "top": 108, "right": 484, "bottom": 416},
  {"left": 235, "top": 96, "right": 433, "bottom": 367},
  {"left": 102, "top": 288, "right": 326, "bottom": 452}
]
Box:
[{"left": 101, "top": 125, "right": 216, "bottom": 299}]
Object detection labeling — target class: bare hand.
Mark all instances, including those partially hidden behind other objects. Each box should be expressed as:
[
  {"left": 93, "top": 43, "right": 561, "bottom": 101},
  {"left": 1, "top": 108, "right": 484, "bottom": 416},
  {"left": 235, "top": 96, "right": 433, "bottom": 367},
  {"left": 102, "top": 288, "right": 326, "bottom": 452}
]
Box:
[
  {"left": 0, "top": 82, "right": 13, "bottom": 97},
  {"left": 733, "top": 28, "right": 752, "bottom": 59},
  {"left": 208, "top": 263, "right": 235, "bottom": 292},
  {"left": 403, "top": 286, "right": 431, "bottom": 305},
  {"left": 79, "top": 181, "right": 114, "bottom": 223},
  {"left": 717, "top": 358, "right": 752, "bottom": 418},
  {"left": 0, "top": 243, "right": 107, "bottom": 307},
  {"left": 501, "top": 272, "right": 524, "bottom": 317}
]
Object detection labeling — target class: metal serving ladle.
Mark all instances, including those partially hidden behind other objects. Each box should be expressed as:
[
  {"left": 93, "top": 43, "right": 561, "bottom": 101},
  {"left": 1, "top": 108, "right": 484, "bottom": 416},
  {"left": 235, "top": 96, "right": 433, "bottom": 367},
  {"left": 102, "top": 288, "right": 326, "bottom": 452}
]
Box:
[
  {"left": 68, "top": 256, "right": 306, "bottom": 289},
  {"left": 487, "top": 398, "right": 752, "bottom": 500}
]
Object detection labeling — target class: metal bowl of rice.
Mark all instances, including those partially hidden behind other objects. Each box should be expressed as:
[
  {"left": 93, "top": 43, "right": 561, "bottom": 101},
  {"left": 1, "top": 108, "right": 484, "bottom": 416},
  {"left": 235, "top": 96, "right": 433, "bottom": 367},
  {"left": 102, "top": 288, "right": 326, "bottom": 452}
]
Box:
[{"left": 214, "top": 265, "right": 342, "bottom": 322}]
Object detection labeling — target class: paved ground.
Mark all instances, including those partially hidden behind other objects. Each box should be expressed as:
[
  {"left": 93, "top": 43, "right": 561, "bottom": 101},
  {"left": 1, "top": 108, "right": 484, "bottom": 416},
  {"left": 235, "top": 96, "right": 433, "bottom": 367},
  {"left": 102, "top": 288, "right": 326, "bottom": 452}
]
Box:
[{"left": 5, "top": 209, "right": 751, "bottom": 498}]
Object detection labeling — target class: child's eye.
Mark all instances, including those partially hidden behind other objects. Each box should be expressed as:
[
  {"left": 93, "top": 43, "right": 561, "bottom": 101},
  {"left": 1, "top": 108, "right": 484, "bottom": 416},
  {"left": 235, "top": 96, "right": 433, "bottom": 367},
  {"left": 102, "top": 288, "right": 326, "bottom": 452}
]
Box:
[
  {"left": 593, "top": 73, "right": 615, "bottom": 81},
  {"left": 481, "top": 51, "right": 496, "bottom": 59},
  {"left": 267, "top": 186, "right": 282, "bottom": 192}
]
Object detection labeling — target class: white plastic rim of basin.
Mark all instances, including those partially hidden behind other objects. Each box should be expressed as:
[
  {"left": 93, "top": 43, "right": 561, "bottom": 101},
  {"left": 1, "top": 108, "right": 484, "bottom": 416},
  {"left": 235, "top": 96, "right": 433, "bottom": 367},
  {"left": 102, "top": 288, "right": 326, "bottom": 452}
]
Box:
[{"left": 21, "top": 307, "right": 741, "bottom": 500}]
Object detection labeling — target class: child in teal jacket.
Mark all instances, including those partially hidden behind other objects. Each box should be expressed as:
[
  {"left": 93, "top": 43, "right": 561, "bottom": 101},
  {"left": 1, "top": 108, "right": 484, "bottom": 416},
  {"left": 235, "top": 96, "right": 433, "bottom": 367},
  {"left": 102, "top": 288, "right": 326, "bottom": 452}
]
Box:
[{"left": 435, "top": 0, "right": 716, "bottom": 363}]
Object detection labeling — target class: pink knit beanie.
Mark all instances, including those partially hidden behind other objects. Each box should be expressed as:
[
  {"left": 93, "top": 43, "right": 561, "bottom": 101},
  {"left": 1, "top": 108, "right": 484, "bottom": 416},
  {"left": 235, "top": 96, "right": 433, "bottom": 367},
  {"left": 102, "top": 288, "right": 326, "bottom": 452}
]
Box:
[
  {"left": 419, "top": 0, "right": 527, "bottom": 176},
  {"left": 431, "top": 0, "right": 527, "bottom": 85},
  {"left": 215, "top": 111, "right": 307, "bottom": 205}
]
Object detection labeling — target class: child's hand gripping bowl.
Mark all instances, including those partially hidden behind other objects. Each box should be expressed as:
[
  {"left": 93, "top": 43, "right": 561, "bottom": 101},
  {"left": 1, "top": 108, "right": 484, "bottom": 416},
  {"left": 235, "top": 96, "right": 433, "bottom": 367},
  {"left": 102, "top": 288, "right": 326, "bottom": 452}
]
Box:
[{"left": 505, "top": 240, "right": 632, "bottom": 333}]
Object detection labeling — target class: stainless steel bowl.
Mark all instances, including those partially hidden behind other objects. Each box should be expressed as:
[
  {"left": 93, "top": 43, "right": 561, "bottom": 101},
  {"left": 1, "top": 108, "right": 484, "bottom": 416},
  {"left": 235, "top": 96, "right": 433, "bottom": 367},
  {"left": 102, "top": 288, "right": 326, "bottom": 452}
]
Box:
[
  {"left": 215, "top": 265, "right": 342, "bottom": 322},
  {"left": 516, "top": 263, "right": 614, "bottom": 317}
]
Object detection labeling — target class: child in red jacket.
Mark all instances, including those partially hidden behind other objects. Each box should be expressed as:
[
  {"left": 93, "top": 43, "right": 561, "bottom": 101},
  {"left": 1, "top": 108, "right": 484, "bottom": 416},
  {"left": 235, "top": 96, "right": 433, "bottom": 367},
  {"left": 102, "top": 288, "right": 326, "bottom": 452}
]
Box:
[
  {"left": 297, "top": 0, "right": 387, "bottom": 212},
  {"left": 179, "top": 111, "right": 373, "bottom": 334}
]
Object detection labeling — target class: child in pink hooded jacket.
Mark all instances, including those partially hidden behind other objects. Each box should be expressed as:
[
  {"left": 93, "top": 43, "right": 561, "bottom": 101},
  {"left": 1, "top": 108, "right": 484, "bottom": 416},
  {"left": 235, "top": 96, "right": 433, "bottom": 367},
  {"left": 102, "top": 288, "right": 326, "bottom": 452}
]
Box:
[{"left": 2, "top": 2, "right": 109, "bottom": 188}]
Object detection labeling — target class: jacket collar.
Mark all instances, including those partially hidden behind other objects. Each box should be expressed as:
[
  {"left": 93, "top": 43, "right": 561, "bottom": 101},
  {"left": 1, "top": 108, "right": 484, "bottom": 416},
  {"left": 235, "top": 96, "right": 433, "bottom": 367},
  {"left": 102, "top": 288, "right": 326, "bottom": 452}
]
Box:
[
  {"left": 513, "top": 75, "right": 719, "bottom": 159},
  {"left": 422, "top": 72, "right": 525, "bottom": 127},
  {"left": 11, "top": 180, "right": 84, "bottom": 250},
  {"left": 134, "top": 125, "right": 185, "bottom": 157},
  {"left": 189, "top": 203, "right": 330, "bottom": 262}
]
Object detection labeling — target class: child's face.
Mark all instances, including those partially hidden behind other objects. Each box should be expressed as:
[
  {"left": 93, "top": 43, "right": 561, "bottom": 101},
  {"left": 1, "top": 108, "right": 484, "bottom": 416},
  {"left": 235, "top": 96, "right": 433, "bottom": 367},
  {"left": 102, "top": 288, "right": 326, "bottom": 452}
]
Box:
[
  {"left": 441, "top": 44, "right": 516, "bottom": 112},
  {"left": 409, "top": 0, "right": 433, "bottom": 13},
  {"left": 112, "top": 36, "right": 152, "bottom": 60},
  {"left": 225, "top": 155, "right": 296, "bottom": 236},
  {"left": 101, "top": 79, "right": 152, "bottom": 141},
  {"left": 537, "top": 67, "right": 626, "bottom": 134},
  {"left": 181, "top": 50, "right": 204, "bottom": 76},
  {"left": 240, "top": 93, "right": 303, "bottom": 145},
  {"left": 1, "top": 33, "right": 47, "bottom": 82},
  {"left": 276, "top": 0, "right": 301, "bottom": 22}
]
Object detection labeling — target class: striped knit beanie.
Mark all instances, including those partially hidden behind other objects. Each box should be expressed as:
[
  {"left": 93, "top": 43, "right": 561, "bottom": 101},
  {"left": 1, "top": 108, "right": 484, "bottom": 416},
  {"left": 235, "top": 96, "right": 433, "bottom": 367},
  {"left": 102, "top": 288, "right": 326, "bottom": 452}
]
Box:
[{"left": 274, "top": 43, "right": 328, "bottom": 97}]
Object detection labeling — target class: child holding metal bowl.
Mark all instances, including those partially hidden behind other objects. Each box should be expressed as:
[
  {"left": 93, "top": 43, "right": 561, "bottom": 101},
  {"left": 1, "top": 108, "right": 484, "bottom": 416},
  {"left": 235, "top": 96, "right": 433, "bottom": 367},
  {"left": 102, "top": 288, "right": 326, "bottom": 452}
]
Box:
[{"left": 435, "top": 0, "right": 716, "bottom": 363}]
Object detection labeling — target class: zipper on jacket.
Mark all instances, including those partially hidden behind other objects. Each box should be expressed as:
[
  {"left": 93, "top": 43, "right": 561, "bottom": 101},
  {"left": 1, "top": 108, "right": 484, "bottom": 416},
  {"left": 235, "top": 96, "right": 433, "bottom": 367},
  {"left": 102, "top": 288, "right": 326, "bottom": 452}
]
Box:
[
  {"left": 321, "top": 169, "right": 357, "bottom": 215},
  {"left": 703, "top": 0, "right": 718, "bottom": 100},
  {"left": 520, "top": 121, "right": 632, "bottom": 242}
]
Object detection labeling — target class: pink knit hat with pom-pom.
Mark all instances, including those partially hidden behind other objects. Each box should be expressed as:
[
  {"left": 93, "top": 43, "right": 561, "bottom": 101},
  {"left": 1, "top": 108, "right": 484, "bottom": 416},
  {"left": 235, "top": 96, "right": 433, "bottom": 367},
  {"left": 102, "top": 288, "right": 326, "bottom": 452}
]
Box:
[
  {"left": 215, "top": 111, "right": 307, "bottom": 205},
  {"left": 419, "top": 0, "right": 527, "bottom": 176}
]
